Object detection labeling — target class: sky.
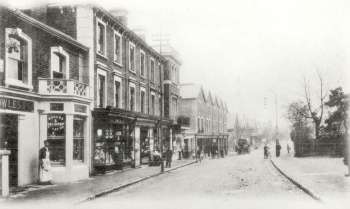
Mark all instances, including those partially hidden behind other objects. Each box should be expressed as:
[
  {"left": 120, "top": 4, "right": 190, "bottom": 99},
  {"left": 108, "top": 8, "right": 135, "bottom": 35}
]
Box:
[{"left": 5, "top": 0, "right": 350, "bottom": 133}]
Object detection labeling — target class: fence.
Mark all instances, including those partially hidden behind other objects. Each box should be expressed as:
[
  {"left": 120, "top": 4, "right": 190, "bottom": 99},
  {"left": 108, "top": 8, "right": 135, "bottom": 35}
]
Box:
[{"left": 294, "top": 142, "right": 343, "bottom": 157}]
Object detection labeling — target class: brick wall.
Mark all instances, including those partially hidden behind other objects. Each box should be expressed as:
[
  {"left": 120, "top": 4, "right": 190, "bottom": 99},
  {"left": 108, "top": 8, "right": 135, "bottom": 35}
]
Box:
[{"left": 0, "top": 9, "right": 88, "bottom": 92}]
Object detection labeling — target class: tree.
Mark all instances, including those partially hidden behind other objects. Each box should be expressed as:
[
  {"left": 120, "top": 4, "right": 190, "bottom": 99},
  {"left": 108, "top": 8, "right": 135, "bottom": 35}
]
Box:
[
  {"left": 324, "top": 87, "right": 348, "bottom": 135},
  {"left": 286, "top": 101, "right": 312, "bottom": 142},
  {"left": 324, "top": 87, "right": 349, "bottom": 158},
  {"left": 303, "top": 72, "right": 327, "bottom": 140}
]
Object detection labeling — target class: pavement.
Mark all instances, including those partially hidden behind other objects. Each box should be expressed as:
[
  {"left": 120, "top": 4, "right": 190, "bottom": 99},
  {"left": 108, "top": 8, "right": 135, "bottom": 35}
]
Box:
[
  {"left": 0, "top": 159, "right": 196, "bottom": 208},
  {"left": 271, "top": 152, "right": 350, "bottom": 208}
]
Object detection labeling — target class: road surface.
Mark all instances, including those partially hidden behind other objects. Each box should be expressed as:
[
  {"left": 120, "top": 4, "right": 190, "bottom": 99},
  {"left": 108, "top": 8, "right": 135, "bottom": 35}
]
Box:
[{"left": 78, "top": 149, "right": 325, "bottom": 209}]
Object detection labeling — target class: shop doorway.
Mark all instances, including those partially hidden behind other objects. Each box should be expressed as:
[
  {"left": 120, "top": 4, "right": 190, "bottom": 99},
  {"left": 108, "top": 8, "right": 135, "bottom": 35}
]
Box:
[
  {"left": 140, "top": 128, "right": 149, "bottom": 164},
  {"left": 0, "top": 114, "right": 18, "bottom": 186}
]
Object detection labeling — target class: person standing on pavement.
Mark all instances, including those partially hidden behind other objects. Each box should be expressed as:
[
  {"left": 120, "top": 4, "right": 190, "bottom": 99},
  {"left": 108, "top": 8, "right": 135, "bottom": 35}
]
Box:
[
  {"left": 166, "top": 148, "right": 173, "bottom": 168},
  {"left": 287, "top": 143, "right": 291, "bottom": 154},
  {"left": 275, "top": 139, "right": 281, "bottom": 157},
  {"left": 39, "top": 140, "right": 52, "bottom": 185},
  {"left": 264, "top": 144, "right": 269, "bottom": 159}
]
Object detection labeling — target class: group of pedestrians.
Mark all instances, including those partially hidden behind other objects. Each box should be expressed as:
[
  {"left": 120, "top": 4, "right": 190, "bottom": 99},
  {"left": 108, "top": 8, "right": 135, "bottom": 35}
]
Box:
[{"left": 263, "top": 139, "right": 292, "bottom": 159}]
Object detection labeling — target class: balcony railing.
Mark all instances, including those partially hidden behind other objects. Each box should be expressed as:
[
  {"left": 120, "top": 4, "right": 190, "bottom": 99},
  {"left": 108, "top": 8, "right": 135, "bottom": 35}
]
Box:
[{"left": 38, "top": 78, "right": 89, "bottom": 98}]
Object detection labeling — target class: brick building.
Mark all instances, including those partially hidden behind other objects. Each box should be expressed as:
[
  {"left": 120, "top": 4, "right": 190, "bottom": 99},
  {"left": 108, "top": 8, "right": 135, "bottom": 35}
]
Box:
[
  {"left": 156, "top": 45, "right": 182, "bottom": 159},
  {"left": 22, "top": 4, "right": 177, "bottom": 172},
  {"left": 0, "top": 7, "right": 91, "bottom": 185},
  {"left": 179, "top": 83, "right": 229, "bottom": 158}
]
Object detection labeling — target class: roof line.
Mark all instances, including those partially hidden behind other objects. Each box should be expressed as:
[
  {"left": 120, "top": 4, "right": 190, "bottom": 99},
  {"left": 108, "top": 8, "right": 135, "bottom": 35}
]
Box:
[{"left": 7, "top": 8, "right": 89, "bottom": 52}]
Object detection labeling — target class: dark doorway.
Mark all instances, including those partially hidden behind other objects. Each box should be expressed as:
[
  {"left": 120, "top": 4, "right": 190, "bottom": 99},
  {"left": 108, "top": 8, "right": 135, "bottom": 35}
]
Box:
[
  {"left": 0, "top": 114, "right": 18, "bottom": 186},
  {"left": 140, "top": 128, "right": 149, "bottom": 164}
]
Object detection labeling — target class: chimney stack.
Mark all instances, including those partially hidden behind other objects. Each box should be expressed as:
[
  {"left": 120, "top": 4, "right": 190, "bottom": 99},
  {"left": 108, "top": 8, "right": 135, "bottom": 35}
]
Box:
[{"left": 109, "top": 9, "right": 128, "bottom": 26}]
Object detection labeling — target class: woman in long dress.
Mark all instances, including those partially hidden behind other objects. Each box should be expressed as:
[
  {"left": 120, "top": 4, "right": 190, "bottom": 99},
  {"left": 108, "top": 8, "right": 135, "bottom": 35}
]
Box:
[{"left": 39, "top": 140, "right": 52, "bottom": 184}]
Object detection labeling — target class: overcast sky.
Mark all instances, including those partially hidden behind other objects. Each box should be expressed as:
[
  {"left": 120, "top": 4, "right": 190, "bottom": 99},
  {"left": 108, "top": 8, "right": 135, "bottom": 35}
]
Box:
[{"left": 6, "top": 0, "right": 350, "bottom": 132}]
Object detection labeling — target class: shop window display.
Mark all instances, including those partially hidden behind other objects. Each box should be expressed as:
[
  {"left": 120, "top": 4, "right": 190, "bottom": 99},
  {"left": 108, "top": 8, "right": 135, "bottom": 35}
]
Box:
[
  {"left": 73, "top": 116, "right": 85, "bottom": 161},
  {"left": 94, "top": 124, "right": 134, "bottom": 172},
  {"left": 47, "top": 114, "right": 65, "bottom": 165}
]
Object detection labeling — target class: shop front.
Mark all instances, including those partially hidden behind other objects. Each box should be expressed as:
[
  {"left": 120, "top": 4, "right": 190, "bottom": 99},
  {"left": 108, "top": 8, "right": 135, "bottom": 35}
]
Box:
[
  {"left": 0, "top": 96, "right": 38, "bottom": 187},
  {"left": 92, "top": 108, "right": 136, "bottom": 173},
  {"left": 38, "top": 101, "right": 90, "bottom": 183}
]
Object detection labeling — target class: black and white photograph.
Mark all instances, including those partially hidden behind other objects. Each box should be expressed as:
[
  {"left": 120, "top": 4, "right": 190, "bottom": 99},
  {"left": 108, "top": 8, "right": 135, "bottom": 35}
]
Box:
[{"left": 0, "top": 0, "right": 349, "bottom": 208}]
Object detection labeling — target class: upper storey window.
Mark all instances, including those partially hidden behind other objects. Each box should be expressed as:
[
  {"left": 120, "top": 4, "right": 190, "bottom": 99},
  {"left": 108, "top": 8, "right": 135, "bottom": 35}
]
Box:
[
  {"left": 97, "top": 20, "right": 106, "bottom": 56},
  {"left": 114, "top": 32, "right": 122, "bottom": 64},
  {"left": 51, "top": 47, "right": 69, "bottom": 79},
  {"left": 150, "top": 58, "right": 155, "bottom": 83},
  {"left": 140, "top": 50, "right": 146, "bottom": 77},
  {"left": 5, "top": 28, "right": 32, "bottom": 89},
  {"left": 129, "top": 42, "right": 136, "bottom": 72}
]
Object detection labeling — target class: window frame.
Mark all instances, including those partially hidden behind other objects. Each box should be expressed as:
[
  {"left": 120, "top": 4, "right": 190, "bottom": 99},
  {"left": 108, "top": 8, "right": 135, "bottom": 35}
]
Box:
[
  {"left": 140, "top": 50, "right": 146, "bottom": 78},
  {"left": 128, "top": 42, "right": 136, "bottom": 73},
  {"left": 50, "top": 46, "right": 70, "bottom": 79},
  {"left": 150, "top": 57, "right": 155, "bottom": 83},
  {"left": 151, "top": 91, "right": 156, "bottom": 115},
  {"left": 114, "top": 76, "right": 122, "bottom": 108},
  {"left": 113, "top": 31, "right": 122, "bottom": 65},
  {"left": 96, "top": 19, "right": 107, "bottom": 56},
  {"left": 5, "top": 28, "right": 33, "bottom": 90},
  {"left": 129, "top": 82, "right": 136, "bottom": 111},
  {"left": 97, "top": 68, "right": 107, "bottom": 108},
  {"left": 140, "top": 87, "right": 146, "bottom": 114}
]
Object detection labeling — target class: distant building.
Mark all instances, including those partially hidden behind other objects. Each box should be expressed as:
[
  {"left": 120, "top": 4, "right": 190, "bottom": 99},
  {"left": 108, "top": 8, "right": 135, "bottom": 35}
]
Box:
[{"left": 179, "top": 84, "right": 229, "bottom": 158}]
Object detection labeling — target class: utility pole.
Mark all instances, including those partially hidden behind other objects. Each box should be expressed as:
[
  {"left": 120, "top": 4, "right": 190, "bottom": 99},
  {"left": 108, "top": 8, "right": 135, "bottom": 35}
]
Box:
[{"left": 151, "top": 28, "right": 170, "bottom": 55}]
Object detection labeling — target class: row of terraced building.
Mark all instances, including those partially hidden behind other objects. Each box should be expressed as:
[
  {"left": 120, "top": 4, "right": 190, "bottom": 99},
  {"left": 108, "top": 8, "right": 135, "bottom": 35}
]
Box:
[{"left": 0, "top": 4, "right": 228, "bottom": 188}]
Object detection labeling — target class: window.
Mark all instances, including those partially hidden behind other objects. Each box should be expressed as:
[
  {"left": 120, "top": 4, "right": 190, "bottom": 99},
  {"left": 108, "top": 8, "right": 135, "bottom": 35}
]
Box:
[
  {"left": 5, "top": 28, "right": 32, "bottom": 89},
  {"left": 150, "top": 58, "right": 155, "bottom": 83},
  {"left": 198, "top": 118, "right": 200, "bottom": 132},
  {"left": 140, "top": 51, "right": 146, "bottom": 77},
  {"left": 151, "top": 94, "right": 155, "bottom": 115},
  {"left": 129, "top": 42, "right": 135, "bottom": 72},
  {"left": 140, "top": 89, "right": 146, "bottom": 113},
  {"left": 73, "top": 116, "right": 85, "bottom": 162},
  {"left": 51, "top": 47, "right": 69, "bottom": 79},
  {"left": 7, "top": 37, "right": 25, "bottom": 81},
  {"left": 114, "top": 79, "right": 121, "bottom": 108},
  {"left": 114, "top": 32, "right": 122, "bottom": 64},
  {"left": 129, "top": 84, "right": 136, "bottom": 111},
  {"left": 97, "top": 21, "right": 106, "bottom": 55},
  {"left": 97, "top": 70, "right": 106, "bottom": 108},
  {"left": 47, "top": 114, "right": 66, "bottom": 165}
]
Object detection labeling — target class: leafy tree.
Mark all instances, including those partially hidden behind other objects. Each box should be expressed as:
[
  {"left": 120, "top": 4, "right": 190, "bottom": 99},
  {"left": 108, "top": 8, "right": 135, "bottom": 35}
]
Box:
[{"left": 324, "top": 87, "right": 348, "bottom": 135}]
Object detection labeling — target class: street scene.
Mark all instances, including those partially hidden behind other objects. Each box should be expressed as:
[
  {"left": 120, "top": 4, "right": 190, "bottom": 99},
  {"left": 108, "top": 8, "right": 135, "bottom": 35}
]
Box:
[{"left": 0, "top": 0, "right": 350, "bottom": 208}]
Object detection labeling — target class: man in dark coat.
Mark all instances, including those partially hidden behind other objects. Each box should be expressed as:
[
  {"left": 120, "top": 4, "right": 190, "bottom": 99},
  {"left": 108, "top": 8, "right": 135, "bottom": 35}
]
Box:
[
  {"left": 165, "top": 148, "right": 173, "bottom": 168},
  {"left": 276, "top": 139, "right": 281, "bottom": 157}
]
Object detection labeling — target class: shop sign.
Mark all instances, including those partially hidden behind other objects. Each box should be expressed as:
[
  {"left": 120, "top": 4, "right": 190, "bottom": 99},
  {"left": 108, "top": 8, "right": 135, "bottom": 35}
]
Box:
[
  {"left": 0, "top": 97, "right": 34, "bottom": 112},
  {"left": 74, "top": 104, "right": 87, "bottom": 113}
]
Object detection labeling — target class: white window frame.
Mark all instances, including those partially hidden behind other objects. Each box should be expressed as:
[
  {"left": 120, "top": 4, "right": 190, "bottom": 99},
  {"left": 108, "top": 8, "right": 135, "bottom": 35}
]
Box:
[
  {"left": 5, "top": 28, "right": 33, "bottom": 89},
  {"left": 150, "top": 91, "right": 156, "bottom": 115},
  {"left": 128, "top": 42, "right": 136, "bottom": 73},
  {"left": 50, "top": 46, "right": 70, "bottom": 79},
  {"left": 96, "top": 19, "right": 107, "bottom": 56},
  {"left": 114, "top": 76, "right": 122, "bottom": 108},
  {"left": 140, "top": 87, "right": 146, "bottom": 113},
  {"left": 113, "top": 31, "right": 122, "bottom": 65},
  {"left": 129, "top": 82, "right": 136, "bottom": 111},
  {"left": 150, "top": 57, "right": 155, "bottom": 83},
  {"left": 140, "top": 50, "right": 146, "bottom": 78},
  {"left": 97, "top": 68, "right": 107, "bottom": 108}
]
